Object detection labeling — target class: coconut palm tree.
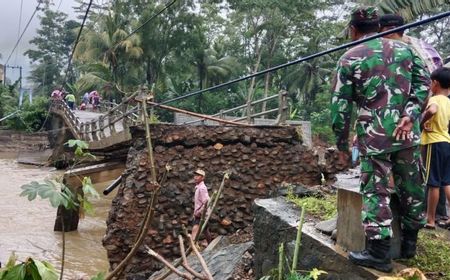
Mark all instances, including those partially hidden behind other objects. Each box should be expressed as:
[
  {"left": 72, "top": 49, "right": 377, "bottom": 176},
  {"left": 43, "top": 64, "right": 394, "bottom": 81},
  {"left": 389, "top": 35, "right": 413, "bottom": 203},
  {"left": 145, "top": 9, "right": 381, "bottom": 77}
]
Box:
[
  {"left": 73, "top": 7, "right": 143, "bottom": 97},
  {"left": 362, "top": 0, "right": 450, "bottom": 21}
]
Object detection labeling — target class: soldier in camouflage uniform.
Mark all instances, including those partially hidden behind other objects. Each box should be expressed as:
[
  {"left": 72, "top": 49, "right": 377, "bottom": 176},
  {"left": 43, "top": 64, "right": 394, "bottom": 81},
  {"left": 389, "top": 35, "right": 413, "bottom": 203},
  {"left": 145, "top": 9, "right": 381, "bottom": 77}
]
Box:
[{"left": 330, "top": 7, "right": 430, "bottom": 272}]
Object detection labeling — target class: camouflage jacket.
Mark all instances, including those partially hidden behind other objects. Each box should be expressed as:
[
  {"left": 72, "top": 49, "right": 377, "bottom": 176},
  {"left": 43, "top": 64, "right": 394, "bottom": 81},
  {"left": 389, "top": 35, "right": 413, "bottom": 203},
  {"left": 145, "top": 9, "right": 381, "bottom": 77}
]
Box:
[{"left": 331, "top": 36, "right": 430, "bottom": 156}]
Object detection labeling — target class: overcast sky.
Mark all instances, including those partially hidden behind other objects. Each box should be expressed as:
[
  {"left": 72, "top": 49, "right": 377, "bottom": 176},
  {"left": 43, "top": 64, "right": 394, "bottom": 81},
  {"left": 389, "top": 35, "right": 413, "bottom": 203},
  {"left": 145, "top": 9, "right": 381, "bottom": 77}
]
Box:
[{"left": 0, "top": 0, "right": 79, "bottom": 87}]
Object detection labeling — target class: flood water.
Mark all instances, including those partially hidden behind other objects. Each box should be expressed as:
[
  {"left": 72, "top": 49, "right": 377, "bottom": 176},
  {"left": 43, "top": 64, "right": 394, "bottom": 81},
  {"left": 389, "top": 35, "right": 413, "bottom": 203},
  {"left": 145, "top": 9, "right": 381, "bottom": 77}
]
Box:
[{"left": 0, "top": 155, "right": 113, "bottom": 278}]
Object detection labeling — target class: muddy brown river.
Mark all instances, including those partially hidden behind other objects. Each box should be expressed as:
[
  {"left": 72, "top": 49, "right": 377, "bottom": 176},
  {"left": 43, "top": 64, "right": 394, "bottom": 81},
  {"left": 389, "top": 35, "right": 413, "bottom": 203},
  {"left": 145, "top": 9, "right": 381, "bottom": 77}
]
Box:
[{"left": 0, "top": 155, "right": 112, "bottom": 278}]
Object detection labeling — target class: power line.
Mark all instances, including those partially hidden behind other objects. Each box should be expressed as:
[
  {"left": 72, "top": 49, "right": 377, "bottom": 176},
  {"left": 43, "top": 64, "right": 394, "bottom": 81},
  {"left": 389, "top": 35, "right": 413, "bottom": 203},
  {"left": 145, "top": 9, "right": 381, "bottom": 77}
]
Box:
[
  {"left": 5, "top": 0, "right": 43, "bottom": 65},
  {"left": 160, "top": 10, "right": 450, "bottom": 105},
  {"left": 107, "top": 0, "right": 177, "bottom": 54},
  {"left": 57, "top": 0, "right": 63, "bottom": 11},
  {"left": 37, "top": 0, "right": 94, "bottom": 133},
  {"left": 62, "top": 0, "right": 94, "bottom": 86},
  {"left": 14, "top": 0, "right": 24, "bottom": 64}
]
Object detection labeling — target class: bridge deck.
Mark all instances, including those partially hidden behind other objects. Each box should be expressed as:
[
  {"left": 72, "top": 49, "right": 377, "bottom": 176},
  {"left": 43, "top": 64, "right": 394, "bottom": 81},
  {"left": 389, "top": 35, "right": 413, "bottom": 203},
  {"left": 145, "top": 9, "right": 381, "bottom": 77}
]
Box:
[{"left": 50, "top": 101, "right": 132, "bottom": 151}]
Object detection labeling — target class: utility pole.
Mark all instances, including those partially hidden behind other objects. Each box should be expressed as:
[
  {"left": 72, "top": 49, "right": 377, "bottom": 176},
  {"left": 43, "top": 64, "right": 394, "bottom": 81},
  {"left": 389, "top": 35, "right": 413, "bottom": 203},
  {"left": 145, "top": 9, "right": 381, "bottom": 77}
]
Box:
[{"left": 4, "top": 64, "right": 23, "bottom": 89}]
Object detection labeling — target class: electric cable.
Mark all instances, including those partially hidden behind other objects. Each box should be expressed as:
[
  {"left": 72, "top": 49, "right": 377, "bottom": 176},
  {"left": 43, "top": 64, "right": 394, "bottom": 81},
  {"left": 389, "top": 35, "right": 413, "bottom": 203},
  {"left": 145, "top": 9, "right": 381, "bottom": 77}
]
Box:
[
  {"left": 160, "top": 10, "right": 450, "bottom": 105},
  {"left": 4, "top": 0, "right": 42, "bottom": 65},
  {"left": 14, "top": 0, "right": 24, "bottom": 64},
  {"left": 57, "top": 0, "right": 63, "bottom": 11},
  {"left": 61, "top": 0, "right": 94, "bottom": 86},
  {"left": 38, "top": 0, "right": 94, "bottom": 132}
]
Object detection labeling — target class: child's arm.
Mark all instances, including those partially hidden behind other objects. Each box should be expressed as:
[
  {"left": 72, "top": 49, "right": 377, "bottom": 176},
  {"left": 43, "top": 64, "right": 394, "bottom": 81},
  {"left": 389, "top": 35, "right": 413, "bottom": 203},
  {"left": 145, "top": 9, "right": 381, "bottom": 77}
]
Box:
[{"left": 420, "top": 103, "right": 438, "bottom": 131}]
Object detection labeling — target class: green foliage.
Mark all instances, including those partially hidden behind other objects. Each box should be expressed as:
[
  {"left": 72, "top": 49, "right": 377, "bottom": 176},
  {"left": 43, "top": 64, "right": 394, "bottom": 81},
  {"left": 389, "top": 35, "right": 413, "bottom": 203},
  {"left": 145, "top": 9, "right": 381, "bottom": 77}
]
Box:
[
  {"left": 66, "top": 139, "right": 96, "bottom": 160},
  {"left": 3, "top": 96, "right": 49, "bottom": 132},
  {"left": 0, "top": 253, "right": 58, "bottom": 280},
  {"left": 375, "top": 0, "right": 448, "bottom": 21},
  {"left": 90, "top": 272, "right": 106, "bottom": 280},
  {"left": 25, "top": 8, "right": 79, "bottom": 93},
  {"left": 20, "top": 140, "right": 99, "bottom": 214},
  {"left": 287, "top": 191, "right": 337, "bottom": 221},
  {"left": 400, "top": 230, "right": 450, "bottom": 279},
  {"left": 20, "top": 180, "right": 76, "bottom": 209}
]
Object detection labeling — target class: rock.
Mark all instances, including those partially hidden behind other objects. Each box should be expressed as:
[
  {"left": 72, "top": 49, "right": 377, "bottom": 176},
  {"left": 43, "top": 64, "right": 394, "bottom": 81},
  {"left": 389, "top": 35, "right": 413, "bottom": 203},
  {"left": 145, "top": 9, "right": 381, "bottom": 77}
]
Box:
[
  {"left": 221, "top": 218, "right": 232, "bottom": 226},
  {"left": 162, "top": 235, "right": 173, "bottom": 244},
  {"left": 314, "top": 216, "right": 337, "bottom": 235}
]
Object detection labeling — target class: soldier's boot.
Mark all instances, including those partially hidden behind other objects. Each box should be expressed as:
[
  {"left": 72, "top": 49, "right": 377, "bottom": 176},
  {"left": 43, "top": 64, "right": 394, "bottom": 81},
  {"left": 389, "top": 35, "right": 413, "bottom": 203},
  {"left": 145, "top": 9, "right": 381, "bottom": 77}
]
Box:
[
  {"left": 349, "top": 238, "right": 393, "bottom": 273},
  {"left": 400, "top": 229, "right": 419, "bottom": 259}
]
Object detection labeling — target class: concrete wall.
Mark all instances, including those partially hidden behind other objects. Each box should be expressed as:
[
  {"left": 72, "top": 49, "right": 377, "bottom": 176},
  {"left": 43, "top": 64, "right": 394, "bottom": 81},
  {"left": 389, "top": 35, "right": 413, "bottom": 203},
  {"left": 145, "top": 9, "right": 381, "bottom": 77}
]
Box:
[
  {"left": 0, "top": 129, "right": 49, "bottom": 153},
  {"left": 102, "top": 124, "right": 344, "bottom": 279},
  {"left": 253, "top": 197, "right": 382, "bottom": 280}
]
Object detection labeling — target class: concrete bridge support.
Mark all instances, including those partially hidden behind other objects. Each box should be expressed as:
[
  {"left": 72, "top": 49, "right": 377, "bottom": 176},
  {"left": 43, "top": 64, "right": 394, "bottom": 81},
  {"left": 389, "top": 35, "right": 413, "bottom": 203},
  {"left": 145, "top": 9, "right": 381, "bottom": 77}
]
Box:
[{"left": 54, "top": 161, "right": 125, "bottom": 232}]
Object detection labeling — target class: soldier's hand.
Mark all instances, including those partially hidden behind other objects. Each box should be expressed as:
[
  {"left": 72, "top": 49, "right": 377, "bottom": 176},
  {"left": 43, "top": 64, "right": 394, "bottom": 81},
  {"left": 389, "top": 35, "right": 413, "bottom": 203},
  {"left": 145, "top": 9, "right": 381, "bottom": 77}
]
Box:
[{"left": 393, "top": 116, "right": 413, "bottom": 141}]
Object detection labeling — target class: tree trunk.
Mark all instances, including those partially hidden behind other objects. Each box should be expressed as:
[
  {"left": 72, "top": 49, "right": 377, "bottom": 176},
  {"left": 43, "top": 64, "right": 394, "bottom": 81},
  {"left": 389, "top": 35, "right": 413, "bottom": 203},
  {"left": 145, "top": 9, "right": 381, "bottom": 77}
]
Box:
[{"left": 246, "top": 40, "right": 262, "bottom": 123}]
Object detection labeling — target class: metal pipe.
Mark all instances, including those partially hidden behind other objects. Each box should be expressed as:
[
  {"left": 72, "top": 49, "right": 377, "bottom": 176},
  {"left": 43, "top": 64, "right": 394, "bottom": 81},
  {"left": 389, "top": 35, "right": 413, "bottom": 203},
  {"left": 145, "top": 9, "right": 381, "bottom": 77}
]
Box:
[{"left": 103, "top": 175, "right": 122, "bottom": 195}]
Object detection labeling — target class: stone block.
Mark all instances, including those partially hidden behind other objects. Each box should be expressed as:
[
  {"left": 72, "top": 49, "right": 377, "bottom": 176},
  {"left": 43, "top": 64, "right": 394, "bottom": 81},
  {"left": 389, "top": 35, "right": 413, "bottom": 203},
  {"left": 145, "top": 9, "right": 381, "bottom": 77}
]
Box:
[
  {"left": 253, "top": 197, "right": 405, "bottom": 280},
  {"left": 336, "top": 178, "right": 402, "bottom": 258}
]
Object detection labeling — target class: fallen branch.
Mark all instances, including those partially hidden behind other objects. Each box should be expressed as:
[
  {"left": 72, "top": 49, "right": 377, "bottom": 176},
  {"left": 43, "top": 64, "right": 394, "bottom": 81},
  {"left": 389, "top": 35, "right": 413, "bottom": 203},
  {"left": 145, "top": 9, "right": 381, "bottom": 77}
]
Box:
[
  {"left": 179, "top": 235, "right": 207, "bottom": 280},
  {"left": 187, "top": 234, "right": 214, "bottom": 280},
  {"left": 145, "top": 245, "right": 193, "bottom": 280}
]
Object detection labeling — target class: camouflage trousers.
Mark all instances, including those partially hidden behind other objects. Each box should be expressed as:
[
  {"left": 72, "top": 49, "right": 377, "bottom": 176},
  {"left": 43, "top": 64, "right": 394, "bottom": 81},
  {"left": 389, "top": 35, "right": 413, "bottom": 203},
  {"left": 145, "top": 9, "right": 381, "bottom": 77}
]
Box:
[{"left": 360, "top": 146, "right": 426, "bottom": 240}]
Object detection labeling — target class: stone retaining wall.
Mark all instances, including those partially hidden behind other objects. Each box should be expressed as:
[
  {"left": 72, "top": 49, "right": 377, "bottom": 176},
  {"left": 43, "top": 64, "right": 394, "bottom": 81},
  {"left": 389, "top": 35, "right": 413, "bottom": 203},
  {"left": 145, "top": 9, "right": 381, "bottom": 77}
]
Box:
[
  {"left": 102, "top": 124, "right": 345, "bottom": 279},
  {"left": 0, "top": 129, "right": 49, "bottom": 153}
]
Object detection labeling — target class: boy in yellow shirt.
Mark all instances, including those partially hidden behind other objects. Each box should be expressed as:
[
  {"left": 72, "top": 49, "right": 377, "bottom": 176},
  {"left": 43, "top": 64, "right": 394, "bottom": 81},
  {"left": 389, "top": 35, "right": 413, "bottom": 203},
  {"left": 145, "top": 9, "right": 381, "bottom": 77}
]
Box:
[{"left": 421, "top": 67, "right": 450, "bottom": 229}]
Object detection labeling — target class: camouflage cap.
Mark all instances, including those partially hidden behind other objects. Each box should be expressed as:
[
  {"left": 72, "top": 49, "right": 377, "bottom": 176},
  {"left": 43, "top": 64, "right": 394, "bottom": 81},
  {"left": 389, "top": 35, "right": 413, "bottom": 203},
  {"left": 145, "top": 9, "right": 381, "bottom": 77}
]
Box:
[{"left": 351, "top": 6, "right": 379, "bottom": 24}]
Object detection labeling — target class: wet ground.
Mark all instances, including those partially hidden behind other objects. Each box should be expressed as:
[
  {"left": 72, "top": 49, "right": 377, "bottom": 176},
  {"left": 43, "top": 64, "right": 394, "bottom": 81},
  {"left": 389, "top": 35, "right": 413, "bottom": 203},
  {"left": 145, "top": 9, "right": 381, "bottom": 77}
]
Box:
[{"left": 0, "top": 154, "right": 113, "bottom": 278}]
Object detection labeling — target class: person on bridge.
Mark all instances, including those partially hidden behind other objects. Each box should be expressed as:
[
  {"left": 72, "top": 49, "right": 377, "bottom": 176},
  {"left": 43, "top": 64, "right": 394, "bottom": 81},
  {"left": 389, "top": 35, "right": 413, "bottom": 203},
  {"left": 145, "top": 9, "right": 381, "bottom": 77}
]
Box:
[
  {"left": 51, "top": 88, "right": 63, "bottom": 100},
  {"left": 65, "top": 92, "right": 76, "bottom": 110},
  {"left": 89, "top": 90, "right": 100, "bottom": 110},
  {"left": 191, "top": 169, "right": 212, "bottom": 245},
  {"left": 82, "top": 92, "right": 90, "bottom": 105},
  {"left": 331, "top": 7, "right": 429, "bottom": 272}
]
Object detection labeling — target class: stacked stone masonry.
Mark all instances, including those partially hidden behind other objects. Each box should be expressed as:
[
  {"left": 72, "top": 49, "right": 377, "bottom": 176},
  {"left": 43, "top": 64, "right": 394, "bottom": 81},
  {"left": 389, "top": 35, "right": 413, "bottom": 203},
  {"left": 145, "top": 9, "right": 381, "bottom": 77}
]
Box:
[{"left": 102, "top": 124, "right": 345, "bottom": 279}]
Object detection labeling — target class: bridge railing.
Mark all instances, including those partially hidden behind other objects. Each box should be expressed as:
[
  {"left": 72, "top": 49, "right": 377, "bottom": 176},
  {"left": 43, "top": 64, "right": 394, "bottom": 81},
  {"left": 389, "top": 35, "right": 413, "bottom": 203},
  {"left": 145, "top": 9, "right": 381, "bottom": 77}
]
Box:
[
  {"left": 51, "top": 99, "right": 83, "bottom": 138},
  {"left": 50, "top": 92, "right": 139, "bottom": 145},
  {"left": 182, "top": 90, "right": 288, "bottom": 125}
]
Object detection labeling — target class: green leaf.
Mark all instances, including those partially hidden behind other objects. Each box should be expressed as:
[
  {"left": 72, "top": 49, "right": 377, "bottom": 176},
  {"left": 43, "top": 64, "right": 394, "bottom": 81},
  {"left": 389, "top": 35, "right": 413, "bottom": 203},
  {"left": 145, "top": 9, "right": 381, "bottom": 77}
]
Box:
[
  {"left": 66, "top": 139, "right": 89, "bottom": 150},
  {"left": 2, "top": 263, "right": 26, "bottom": 280},
  {"left": 49, "top": 192, "right": 63, "bottom": 208},
  {"left": 5, "top": 252, "right": 18, "bottom": 268},
  {"left": 82, "top": 177, "right": 99, "bottom": 199},
  {"left": 33, "top": 260, "right": 58, "bottom": 280},
  {"left": 82, "top": 199, "right": 95, "bottom": 216},
  {"left": 309, "top": 268, "right": 327, "bottom": 280},
  {"left": 91, "top": 272, "right": 106, "bottom": 280},
  {"left": 20, "top": 181, "right": 44, "bottom": 201},
  {"left": 74, "top": 146, "right": 84, "bottom": 157},
  {"left": 0, "top": 253, "right": 18, "bottom": 279}
]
